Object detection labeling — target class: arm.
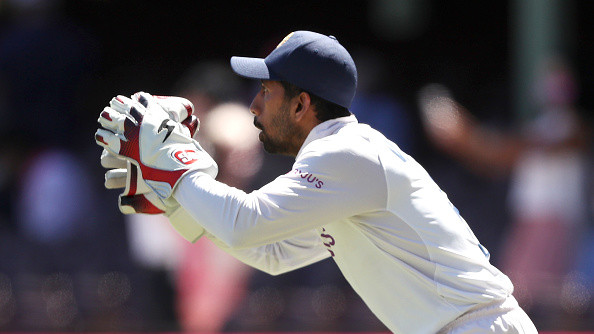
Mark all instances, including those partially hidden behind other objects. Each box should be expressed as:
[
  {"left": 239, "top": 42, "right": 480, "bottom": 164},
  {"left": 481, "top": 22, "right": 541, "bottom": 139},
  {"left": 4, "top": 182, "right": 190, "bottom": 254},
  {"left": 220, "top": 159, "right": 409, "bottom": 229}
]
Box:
[
  {"left": 207, "top": 230, "right": 331, "bottom": 275},
  {"left": 166, "top": 204, "right": 330, "bottom": 275},
  {"left": 419, "top": 89, "right": 588, "bottom": 177},
  {"left": 173, "top": 143, "right": 386, "bottom": 249},
  {"left": 419, "top": 93, "right": 525, "bottom": 175}
]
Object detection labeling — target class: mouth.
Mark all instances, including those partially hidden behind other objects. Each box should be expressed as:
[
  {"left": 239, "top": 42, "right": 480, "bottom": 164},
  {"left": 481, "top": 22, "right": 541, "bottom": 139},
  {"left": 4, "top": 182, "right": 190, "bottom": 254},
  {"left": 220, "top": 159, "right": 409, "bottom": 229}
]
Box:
[
  {"left": 253, "top": 118, "right": 263, "bottom": 131},
  {"left": 254, "top": 118, "right": 265, "bottom": 141}
]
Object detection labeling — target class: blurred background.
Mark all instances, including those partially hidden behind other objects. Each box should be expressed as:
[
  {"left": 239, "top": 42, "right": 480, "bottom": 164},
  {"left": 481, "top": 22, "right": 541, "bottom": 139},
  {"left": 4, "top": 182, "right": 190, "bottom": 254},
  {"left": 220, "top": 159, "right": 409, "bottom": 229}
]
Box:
[{"left": 0, "top": 0, "right": 592, "bottom": 332}]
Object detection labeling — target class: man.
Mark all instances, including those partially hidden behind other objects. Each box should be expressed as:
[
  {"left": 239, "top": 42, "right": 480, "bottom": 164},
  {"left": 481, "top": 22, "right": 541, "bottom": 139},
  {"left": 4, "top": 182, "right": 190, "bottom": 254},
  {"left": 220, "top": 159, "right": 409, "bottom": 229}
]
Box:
[{"left": 96, "top": 31, "right": 538, "bottom": 333}]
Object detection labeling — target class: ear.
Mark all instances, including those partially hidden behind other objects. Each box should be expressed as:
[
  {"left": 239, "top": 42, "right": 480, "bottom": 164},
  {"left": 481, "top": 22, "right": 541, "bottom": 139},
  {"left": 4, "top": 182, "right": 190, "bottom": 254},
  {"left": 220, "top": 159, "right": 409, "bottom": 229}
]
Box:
[{"left": 293, "top": 91, "right": 313, "bottom": 122}]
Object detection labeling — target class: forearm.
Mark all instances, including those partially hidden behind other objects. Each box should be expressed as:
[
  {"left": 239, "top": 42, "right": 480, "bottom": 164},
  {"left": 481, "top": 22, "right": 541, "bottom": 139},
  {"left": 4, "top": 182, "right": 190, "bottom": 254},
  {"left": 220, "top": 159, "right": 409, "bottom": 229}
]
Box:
[
  {"left": 457, "top": 126, "right": 525, "bottom": 174},
  {"left": 166, "top": 201, "right": 330, "bottom": 275},
  {"left": 206, "top": 231, "right": 331, "bottom": 275},
  {"left": 173, "top": 171, "right": 347, "bottom": 249},
  {"left": 173, "top": 171, "right": 290, "bottom": 248}
]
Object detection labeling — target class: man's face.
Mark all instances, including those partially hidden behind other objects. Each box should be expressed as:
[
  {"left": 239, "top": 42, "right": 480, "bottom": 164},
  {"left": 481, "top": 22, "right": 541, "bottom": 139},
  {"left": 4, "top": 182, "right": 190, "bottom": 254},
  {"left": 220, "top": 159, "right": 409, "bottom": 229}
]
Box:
[{"left": 250, "top": 80, "right": 301, "bottom": 156}]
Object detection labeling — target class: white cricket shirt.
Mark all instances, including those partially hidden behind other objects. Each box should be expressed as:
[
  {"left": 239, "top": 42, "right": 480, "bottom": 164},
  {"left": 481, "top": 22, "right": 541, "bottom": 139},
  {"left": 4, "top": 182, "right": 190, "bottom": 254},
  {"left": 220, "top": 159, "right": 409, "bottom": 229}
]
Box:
[{"left": 174, "top": 115, "right": 514, "bottom": 333}]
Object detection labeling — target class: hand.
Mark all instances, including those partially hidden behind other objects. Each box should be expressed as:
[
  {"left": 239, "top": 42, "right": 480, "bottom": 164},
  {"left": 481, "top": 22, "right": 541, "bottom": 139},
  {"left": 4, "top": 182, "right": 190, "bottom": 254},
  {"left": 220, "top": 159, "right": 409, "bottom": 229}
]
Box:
[
  {"left": 96, "top": 92, "right": 218, "bottom": 200},
  {"left": 101, "top": 150, "right": 168, "bottom": 214},
  {"left": 98, "top": 92, "right": 210, "bottom": 241},
  {"left": 100, "top": 93, "right": 202, "bottom": 214},
  {"left": 102, "top": 150, "right": 207, "bottom": 242},
  {"left": 417, "top": 84, "right": 474, "bottom": 153}
]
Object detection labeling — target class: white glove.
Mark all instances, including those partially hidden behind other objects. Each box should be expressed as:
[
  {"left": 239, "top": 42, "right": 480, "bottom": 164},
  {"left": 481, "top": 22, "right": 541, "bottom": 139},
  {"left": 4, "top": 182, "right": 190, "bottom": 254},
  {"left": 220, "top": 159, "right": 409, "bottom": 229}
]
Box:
[
  {"left": 102, "top": 149, "right": 170, "bottom": 214},
  {"left": 98, "top": 92, "right": 213, "bottom": 242},
  {"left": 100, "top": 93, "right": 201, "bottom": 214},
  {"left": 96, "top": 92, "right": 218, "bottom": 200}
]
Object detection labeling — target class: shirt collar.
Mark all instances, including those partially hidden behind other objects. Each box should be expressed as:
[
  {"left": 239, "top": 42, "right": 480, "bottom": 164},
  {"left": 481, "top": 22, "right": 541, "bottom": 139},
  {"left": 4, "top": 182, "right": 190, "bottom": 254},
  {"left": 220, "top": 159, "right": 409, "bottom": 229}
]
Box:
[{"left": 297, "top": 114, "right": 358, "bottom": 158}]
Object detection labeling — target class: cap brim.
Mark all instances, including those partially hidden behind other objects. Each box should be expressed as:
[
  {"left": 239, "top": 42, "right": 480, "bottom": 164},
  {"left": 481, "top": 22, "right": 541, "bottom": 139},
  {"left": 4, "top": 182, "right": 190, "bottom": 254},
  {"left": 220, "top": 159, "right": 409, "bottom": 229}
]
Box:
[{"left": 230, "top": 56, "right": 270, "bottom": 80}]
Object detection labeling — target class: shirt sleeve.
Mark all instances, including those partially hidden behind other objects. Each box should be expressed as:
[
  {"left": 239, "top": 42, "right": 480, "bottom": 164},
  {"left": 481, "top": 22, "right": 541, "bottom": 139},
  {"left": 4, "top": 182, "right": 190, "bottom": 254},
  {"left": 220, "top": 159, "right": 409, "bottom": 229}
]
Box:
[
  {"left": 206, "top": 230, "right": 332, "bottom": 275},
  {"left": 166, "top": 203, "right": 331, "bottom": 274},
  {"left": 173, "top": 143, "right": 386, "bottom": 249}
]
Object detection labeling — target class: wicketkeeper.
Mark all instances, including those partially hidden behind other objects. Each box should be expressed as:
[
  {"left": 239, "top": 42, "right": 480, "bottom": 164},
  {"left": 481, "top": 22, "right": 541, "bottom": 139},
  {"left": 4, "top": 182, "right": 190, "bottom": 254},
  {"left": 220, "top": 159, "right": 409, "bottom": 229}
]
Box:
[{"left": 95, "top": 31, "right": 538, "bottom": 333}]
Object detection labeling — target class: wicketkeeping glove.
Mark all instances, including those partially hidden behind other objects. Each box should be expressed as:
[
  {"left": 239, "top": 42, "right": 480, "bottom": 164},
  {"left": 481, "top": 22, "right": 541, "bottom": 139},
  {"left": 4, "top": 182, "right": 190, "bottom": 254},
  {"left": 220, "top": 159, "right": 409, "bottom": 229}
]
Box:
[
  {"left": 102, "top": 147, "right": 176, "bottom": 214},
  {"left": 100, "top": 93, "right": 202, "bottom": 214},
  {"left": 102, "top": 148, "right": 207, "bottom": 242},
  {"left": 96, "top": 92, "right": 218, "bottom": 201}
]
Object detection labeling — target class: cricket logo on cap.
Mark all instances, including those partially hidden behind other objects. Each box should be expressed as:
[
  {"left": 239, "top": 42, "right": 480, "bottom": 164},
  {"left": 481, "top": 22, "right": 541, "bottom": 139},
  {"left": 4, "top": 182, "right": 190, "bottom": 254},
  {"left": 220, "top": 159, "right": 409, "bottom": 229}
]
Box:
[{"left": 276, "top": 32, "right": 294, "bottom": 49}]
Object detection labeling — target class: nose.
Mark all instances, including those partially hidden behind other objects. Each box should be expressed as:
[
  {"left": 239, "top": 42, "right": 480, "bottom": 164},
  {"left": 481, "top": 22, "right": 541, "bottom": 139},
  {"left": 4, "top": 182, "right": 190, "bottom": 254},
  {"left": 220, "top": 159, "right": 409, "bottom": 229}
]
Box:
[{"left": 249, "top": 92, "right": 261, "bottom": 116}]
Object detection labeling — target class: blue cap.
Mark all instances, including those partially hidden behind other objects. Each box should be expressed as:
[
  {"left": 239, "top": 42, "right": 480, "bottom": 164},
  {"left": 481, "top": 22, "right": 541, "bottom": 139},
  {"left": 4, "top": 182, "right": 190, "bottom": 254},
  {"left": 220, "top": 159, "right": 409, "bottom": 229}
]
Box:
[{"left": 230, "top": 31, "right": 358, "bottom": 109}]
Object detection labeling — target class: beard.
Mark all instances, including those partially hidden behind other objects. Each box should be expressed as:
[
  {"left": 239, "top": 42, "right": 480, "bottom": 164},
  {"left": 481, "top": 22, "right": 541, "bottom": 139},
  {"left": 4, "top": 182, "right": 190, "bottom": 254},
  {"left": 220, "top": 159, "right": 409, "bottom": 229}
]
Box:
[{"left": 254, "top": 102, "right": 301, "bottom": 156}]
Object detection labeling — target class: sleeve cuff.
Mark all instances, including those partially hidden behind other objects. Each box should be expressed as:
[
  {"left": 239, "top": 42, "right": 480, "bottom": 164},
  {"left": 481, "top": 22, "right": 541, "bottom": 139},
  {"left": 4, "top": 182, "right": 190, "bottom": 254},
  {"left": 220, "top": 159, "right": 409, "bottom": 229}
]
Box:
[{"left": 165, "top": 205, "right": 205, "bottom": 243}]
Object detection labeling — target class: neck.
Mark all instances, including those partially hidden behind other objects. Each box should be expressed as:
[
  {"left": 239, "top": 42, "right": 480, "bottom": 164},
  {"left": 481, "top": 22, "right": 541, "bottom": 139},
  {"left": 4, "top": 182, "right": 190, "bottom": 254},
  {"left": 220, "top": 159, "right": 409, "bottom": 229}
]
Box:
[{"left": 286, "top": 119, "right": 321, "bottom": 157}]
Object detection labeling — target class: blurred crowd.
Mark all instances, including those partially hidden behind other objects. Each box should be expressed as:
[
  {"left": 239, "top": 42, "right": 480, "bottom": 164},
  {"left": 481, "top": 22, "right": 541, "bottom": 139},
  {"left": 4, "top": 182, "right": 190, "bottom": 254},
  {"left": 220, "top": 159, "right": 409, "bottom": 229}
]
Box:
[{"left": 0, "top": 0, "right": 592, "bottom": 332}]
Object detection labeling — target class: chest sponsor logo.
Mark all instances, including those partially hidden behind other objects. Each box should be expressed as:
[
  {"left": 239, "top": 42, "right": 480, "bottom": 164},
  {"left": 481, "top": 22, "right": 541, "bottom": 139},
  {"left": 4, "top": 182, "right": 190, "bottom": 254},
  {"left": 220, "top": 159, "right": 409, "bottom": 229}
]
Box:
[{"left": 289, "top": 168, "right": 324, "bottom": 189}]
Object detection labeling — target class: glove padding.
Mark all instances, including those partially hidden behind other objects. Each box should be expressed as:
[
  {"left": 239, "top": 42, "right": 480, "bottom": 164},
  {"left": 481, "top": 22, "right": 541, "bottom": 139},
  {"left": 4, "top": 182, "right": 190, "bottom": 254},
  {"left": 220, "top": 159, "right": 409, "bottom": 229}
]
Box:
[
  {"left": 102, "top": 150, "right": 170, "bottom": 214},
  {"left": 100, "top": 93, "right": 202, "bottom": 214},
  {"left": 103, "top": 150, "right": 206, "bottom": 242},
  {"left": 96, "top": 92, "right": 218, "bottom": 200},
  {"left": 98, "top": 92, "right": 212, "bottom": 242}
]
